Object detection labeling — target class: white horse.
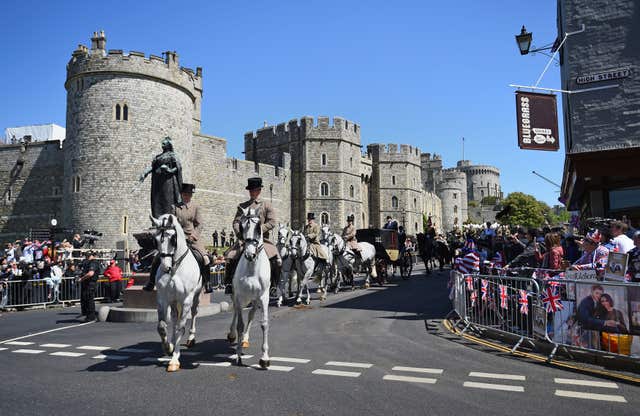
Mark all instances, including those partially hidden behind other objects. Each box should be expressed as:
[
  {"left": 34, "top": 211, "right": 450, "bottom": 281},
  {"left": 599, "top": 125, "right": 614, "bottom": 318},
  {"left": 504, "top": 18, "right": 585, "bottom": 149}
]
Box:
[
  {"left": 276, "top": 223, "right": 297, "bottom": 307},
  {"left": 150, "top": 214, "right": 202, "bottom": 373},
  {"left": 289, "top": 230, "right": 315, "bottom": 305},
  {"left": 227, "top": 207, "right": 271, "bottom": 368},
  {"left": 333, "top": 236, "right": 378, "bottom": 289}
]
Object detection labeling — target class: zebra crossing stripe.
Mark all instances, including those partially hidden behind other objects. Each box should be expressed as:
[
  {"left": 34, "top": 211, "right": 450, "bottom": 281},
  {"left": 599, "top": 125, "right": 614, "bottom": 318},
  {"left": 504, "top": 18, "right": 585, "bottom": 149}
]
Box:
[
  {"left": 325, "top": 361, "right": 373, "bottom": 369},
  {"left": 12, "top": 349, "right": 45, "bottom": 354},
  {"left": 0, "top": 347, "right": 8, "bottom": 351},
  {"left": 5, "top": 341, "right": 35, "bottom": 346},
  {"left": 383, "top": 375, "right": 437, "bottom": 384},
  {"left": 140, "top": 357, "right": 170, "bottom": 363},
  {"left": 40, "top": 343, "right": 72, "bottom": 348},
  {"left": 198, "top": 361, "right": 232, "bottom": 367},
  {"left": 92, "top": 354, "right": 129, "bottom": 361},
  {"left": 50, "top": 352, "right": 85, "bottom": 357},
  {"left": 469, "top": 372, "right": 526, "bottom": 381},
  {"left": 312, "top": 369, "right": 361, "bottom": 378},
  {"left": 463, "top": 381, "right": 524, "bottom": 392},
  {"left": 392, "top": 366, "right": 444, "bottom": 375},
  {"left": 554, "top": 390, "right": 627, "bottom": 403},
  {"left": 249, "top": 364, "right": 294, "bottom": 372},
  {"left": 78, "top": 345, "right": 110, "bottom": 351},
  {"left": 270, "top": 357, "right": 311, "bottom": 364},
  {"left": 553, "top": 378, "right": 618, "bottom": 389}
]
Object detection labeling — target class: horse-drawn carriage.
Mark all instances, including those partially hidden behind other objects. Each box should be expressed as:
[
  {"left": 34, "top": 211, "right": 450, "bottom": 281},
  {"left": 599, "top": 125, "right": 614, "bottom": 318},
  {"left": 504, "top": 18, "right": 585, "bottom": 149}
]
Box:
[{"left": 356, "top": 228, "right": 413, "bottom": 283}]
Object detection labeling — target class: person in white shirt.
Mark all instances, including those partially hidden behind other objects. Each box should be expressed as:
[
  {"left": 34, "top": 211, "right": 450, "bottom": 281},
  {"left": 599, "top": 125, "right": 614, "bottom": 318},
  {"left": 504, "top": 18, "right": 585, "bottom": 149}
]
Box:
[
  {"left": 611, "top": 220, "right": 634, "bottom": 253},
  {"left": 45, "top": 260, "right": 64, "bottom": 301}
]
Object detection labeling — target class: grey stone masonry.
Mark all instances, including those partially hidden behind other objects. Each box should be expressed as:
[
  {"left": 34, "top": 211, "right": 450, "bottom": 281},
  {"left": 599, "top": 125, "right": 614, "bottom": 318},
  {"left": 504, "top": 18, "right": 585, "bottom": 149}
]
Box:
[
  {"left": 559, "top": 0, "right": 639, "bottom": 153},
  {"left": 438, "top": 169, "right": 468, "bottom": 231},
  {"left": 455, "top": 160, "right": 501, "bottom": 202}
]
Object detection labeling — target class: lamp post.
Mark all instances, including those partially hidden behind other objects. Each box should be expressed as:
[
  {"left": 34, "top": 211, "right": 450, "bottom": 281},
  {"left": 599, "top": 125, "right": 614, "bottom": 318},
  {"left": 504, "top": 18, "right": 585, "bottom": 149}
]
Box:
[{"left": 515, "top": 25, "right": 557, "bottom": 56}]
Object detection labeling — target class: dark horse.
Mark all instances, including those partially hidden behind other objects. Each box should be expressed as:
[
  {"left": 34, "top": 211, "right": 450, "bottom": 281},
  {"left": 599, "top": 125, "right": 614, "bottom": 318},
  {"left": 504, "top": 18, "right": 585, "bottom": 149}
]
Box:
[
  {"left": 433, "top": 239, "right": 452, "bottom": 271},
  {"left": 416, "top": 233, "right": 434, "bottom": 274}
]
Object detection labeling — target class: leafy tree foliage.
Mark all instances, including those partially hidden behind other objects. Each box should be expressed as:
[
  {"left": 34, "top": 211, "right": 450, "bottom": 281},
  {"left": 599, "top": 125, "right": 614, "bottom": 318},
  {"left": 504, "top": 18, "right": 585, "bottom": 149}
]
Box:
[{"left": 497, "top": 192, "right": 547, "bottom": 228}]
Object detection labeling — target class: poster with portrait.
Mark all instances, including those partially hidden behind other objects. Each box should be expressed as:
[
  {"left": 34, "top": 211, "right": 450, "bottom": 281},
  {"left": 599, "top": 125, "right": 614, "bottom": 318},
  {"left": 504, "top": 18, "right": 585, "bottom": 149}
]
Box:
[
  {"left": 575, "top": 283, "right": 630, "bottom": 352},
  {"left": 604, "top": 252, "right": 628, "bottom": 281},
  {"left": 533, "top": 305, "right": 547, "bottom": 340},
  {"left": 550, "top": 301, "right": 576, "bottom": 345},
  {"left": 628, "top": 286, "right": 640, "bottom": 336}
]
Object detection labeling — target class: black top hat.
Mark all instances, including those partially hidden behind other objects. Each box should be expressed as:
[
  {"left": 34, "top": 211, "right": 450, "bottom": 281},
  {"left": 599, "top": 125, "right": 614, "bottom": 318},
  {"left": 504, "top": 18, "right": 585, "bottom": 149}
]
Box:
[
  {"left": 181, "top": 183, "right": 196, "bottom": 193},
  {"left": 307, "top": 212, "right": 315, "bottom": 220},
  {"left": 347, "top": 214, "right": 354, "bottom": 222},
  {"left": 246, "top": 177, "right": 263, "bottom": 190}
]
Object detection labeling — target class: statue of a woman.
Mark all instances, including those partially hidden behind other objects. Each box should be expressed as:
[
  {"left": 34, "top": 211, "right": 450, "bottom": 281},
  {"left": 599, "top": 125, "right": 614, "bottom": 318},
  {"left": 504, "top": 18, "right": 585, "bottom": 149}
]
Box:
[{"left": 139, "top": 137, "right": 183, "bottom": 217}]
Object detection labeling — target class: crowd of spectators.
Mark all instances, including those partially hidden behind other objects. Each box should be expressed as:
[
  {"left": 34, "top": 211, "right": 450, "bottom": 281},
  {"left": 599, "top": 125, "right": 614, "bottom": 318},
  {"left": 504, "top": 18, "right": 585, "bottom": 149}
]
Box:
[
  {"left": 451, "top": 219, "right": 640, "bottom": 282},
  {"left": 0, "top": 234, "right": 124, "bottom": 307}
]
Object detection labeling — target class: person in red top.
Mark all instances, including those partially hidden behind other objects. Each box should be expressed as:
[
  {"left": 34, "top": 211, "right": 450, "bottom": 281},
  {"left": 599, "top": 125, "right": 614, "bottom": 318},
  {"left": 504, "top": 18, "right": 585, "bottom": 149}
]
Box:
[
  {"left": 535, "top": 232, "right": 564, "bottom": 271},
  {"left": 103, "top": 259, "right": 123, "bottom": 303}
]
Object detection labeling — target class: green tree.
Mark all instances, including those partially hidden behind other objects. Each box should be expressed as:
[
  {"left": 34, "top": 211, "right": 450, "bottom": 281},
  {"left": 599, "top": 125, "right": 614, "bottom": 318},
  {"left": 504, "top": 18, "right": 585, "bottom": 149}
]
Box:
[{"left": 498, "top": 192, "right": 547, "bottom": 228}]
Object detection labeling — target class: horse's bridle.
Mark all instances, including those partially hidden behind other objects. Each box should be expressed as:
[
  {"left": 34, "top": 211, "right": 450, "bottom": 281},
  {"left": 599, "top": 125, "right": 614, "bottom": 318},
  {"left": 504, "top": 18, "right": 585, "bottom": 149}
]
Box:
[
  {"left": 241, "top": 213, "right": 264, "bottom": 258},
  {"left": 155, "top": 218, "right": 188, "bottom": 275},
  {"left": 277, "top": 229, "right": 291, "bottom": 259}
]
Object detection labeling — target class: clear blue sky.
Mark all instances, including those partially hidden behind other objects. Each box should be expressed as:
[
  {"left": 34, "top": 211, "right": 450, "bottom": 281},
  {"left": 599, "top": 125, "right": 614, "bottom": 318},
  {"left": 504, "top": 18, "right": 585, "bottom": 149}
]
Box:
[{"left": 1, "top": 0, "right": 565, "bottom": 205}]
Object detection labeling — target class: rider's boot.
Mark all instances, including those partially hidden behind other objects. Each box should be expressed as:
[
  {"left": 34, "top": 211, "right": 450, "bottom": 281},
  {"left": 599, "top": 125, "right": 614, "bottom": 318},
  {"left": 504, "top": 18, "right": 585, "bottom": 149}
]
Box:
[
  {"left": 224, "top": 259, "right": 237, "bottom": 295},
  {"left": 143, "top": 257, "right": 160, "bottom": 292},
  {"left": 201, "top": 261, "right": 213, "bottom": 294},
  {"left": 269, "top": 257, "right": 281, "bottom": 289}
]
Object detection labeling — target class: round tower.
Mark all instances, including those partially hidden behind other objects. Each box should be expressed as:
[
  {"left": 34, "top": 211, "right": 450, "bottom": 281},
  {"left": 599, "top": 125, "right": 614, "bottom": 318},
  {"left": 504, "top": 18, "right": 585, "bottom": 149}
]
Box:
[
  {"left": 438, "top": 169, "right": 468, "bottom": 231},
  {"left": 455, "top": 160, "right": 501, "bottom": 202},
  {"left": 63, "top": 31, "right": 203, "bottom": 247}
]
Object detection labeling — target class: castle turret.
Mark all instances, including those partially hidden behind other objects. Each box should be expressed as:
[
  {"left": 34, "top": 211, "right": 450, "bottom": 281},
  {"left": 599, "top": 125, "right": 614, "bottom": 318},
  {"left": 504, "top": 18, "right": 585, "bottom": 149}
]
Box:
[
  {"left": 438, "top": 169, "right": 468, "bottom": 231},
  {"left": 63, "top": 31, "right": 203, "bottom": 248}
]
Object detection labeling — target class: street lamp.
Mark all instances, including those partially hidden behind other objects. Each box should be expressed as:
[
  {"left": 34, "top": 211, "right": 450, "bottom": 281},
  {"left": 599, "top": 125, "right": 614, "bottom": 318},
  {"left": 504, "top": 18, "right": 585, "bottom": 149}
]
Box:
[{"left": 515, "top": 26, "right": 533, "bottom": 55}]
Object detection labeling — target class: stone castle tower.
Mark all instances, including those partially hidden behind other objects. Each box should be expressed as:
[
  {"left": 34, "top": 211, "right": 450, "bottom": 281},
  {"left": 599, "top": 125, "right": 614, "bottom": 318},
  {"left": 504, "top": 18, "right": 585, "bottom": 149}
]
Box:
[
  {"left": 455, "top": 160, "right": 502, "bottom": 201},
  {"left": 437, "top": 169, "right": 468, "bottom": 230},
  {"left": 368, "top": 144, "right": 424, "bottom": 233},
  {"left": 63, "top": 31, "right": 204, "bottom": 247},
  {"left": 245, "top": 116, "right": 362, "bottom": 230}
]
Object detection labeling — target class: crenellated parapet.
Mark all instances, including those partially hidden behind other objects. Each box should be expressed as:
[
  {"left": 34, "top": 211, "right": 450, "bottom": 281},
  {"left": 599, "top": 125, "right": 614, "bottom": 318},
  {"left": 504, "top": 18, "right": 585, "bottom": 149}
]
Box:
[
  {"left": 366, "top": 143, "right": 422, "bottom": 166},
  {"left": 244, "top": 116, "right": 360, "bottom": 147},
  {"left": 455, "top": 160, "right": 500, "bottom": 176},
  {"left": 66, "top": 31, "right": 203, "bottom": 101}
]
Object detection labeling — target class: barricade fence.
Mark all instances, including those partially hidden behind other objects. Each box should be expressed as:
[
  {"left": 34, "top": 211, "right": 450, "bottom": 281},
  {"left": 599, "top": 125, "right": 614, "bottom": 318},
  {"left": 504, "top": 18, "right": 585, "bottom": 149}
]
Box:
[
  {"left": 1, "top": 269, "right": 225, "bottom": 310},
  {"left": 450, "top": 270, "right": 640, "bottom": 362}
]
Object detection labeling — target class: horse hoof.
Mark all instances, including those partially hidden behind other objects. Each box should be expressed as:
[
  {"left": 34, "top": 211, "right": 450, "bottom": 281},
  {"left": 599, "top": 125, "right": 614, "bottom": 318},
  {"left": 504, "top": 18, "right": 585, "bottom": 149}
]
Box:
[
  {"left": 259, "top": 359, "right": 270, "bottom": 369},
  {"left": 166, "top": 362, "right": 180, "bottom": 372},
  {"left": 185, "top": 338, "right": 196, "bottom": 348},
  {"left": 241, "top": 341, "right": 250, "bottom": 348},
  {"left": 305, "top": 299, "right": 311, "bottom": 305},
  {"left": 364, "top": 283, "right": 370, "bottom": 289},
  {"left": 316, "top": 288, "right": 321, "bottom": 293},
  {"left": 227, "top": 333, "right": 236, "bottom": 343}
]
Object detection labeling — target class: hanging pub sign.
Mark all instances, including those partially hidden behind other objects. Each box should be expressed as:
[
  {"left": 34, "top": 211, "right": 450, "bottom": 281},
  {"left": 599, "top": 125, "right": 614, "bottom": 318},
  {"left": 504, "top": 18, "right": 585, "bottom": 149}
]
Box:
[{"left": 515, "top": 91, "right": 559, "bottom": 151}]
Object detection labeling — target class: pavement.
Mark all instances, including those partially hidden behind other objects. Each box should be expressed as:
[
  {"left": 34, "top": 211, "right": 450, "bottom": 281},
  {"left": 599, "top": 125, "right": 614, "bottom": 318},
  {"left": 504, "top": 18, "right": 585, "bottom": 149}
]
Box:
[{"left": 1, "top": 265, "right": 639, "bottom": 416}]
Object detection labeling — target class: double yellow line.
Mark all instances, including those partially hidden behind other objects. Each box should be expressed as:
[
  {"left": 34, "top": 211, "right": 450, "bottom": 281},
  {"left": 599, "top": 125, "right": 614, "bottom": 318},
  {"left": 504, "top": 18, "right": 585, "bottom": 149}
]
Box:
[{"left": 442, "top": 319, "right": 640, "bottom": 385}]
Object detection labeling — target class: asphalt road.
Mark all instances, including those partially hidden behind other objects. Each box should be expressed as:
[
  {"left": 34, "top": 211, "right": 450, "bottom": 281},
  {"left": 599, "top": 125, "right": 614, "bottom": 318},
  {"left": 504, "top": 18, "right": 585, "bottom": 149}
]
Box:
[{"left": 1, "top": 265, "right": 638, "bottom": 416}]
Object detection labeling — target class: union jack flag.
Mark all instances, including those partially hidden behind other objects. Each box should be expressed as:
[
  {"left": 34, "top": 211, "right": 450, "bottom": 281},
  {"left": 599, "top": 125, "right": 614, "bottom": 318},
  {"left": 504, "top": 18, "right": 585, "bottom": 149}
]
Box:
[
  {"left": 499, "top": 285, "right": 508, "bottom": 309},
  {"left": 481, "top": 279, "right": 488, "bottom": 301},
  {"left": 470, "top": 290, "right": 478, "bottom": 307},
  {"left": 465, "top": 275, "right": 473, "bottom": 291},
  {"left": 518, "top": 290, "right": 529, "bottom": 315},
  {"left": 541, "top": 287, "right": 563, "bottom": 313}
]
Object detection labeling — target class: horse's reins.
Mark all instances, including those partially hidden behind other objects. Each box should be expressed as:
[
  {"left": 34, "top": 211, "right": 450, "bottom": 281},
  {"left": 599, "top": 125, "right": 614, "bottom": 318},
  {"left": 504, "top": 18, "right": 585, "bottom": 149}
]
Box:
[{"left": 157, "top": 218, "right": 190, "bottom": 276}]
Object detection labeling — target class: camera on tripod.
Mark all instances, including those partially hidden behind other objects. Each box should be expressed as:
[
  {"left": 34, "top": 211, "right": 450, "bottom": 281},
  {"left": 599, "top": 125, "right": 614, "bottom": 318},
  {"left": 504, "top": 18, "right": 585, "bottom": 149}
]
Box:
[{"left": 83, "top": 229, "right": 103, "bottom": 246}]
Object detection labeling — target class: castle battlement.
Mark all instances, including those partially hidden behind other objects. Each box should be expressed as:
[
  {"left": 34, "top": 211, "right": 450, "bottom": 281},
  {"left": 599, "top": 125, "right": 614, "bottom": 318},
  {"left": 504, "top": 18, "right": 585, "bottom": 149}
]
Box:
[
  {"left": 244, "top": 116, "right": 360, "bottom": 142},
  {"left": 455, "top": 161, "right": 500, "bottom": 176},
  {"left": 66, "top": 31, "right": 202, "bottom": 99},
  {"left": 366, "top": 143, "right": 421, "bottom": 165}
]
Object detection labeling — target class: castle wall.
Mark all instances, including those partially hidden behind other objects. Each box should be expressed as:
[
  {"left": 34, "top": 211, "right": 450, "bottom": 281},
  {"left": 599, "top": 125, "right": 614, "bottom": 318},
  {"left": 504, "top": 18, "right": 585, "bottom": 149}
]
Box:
[
  {"left": 438, "top": 169, "right": 468, "bottom": 231},
  {"left": 455, "top": 160, "right": 501, "bottom": 201},
  {"left": 0, "top": 141, "right": 64, "bottom": 240},
  {"left": 422, "top": 191, "right": 442, "bottom": 233}
]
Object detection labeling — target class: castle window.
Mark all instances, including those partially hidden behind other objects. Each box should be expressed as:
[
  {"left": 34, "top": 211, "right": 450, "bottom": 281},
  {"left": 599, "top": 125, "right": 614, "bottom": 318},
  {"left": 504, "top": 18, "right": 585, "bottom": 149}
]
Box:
[
  {"left": 362, "top": 212, "right": 365, "bottom": 227},
  {"left": 321, "top": 212, "right": 329, "bottom": 225},
  {"left": 392, "top": 176, "right": 396, "bottom": 185},
  {"left": 320, "top": 182, "right": 329, "bottom": 196},
  {"left": 349, "top": 185, "right": 354, "bottom": 198},
  {"left": 453, "top": 193, "right": 457, "bottom": 199},
  {"left": 454, "top": 205, "right": 458, "bottom": 214},
  {"left": 350, "top": 157, "right": 353, "bottom": 168},
  {"left": 72, "top": 176, "right": 81, "bottom": 193},
  {"left": 52, "top": 186, "right": 61, "bottom": 196},
  {"left": 415, "top": 222, "right": 418, "bottom": 232},
  {"left": 413, "top": 198, "right": 417, "bottom": 209},
  {"left": 5, "top": 187, "right": 11, "bottom": 202},
  {"left": 481, "top": 190, "right": 485, "bottom": 198},
  {"left": 122, "top": 215, "right": 128, "bottom": 235},
  {"left": 123, "top": 104, "right": 128, "bottom": 121},
  {"left": 115, "top": 104, "right": 121, "bottom": 120},
  {"left": 321, "top": 154, "right": 327, "bottom": 166},
  {"left": 391, "top": 196, "right": 399, "bottom": 209}
]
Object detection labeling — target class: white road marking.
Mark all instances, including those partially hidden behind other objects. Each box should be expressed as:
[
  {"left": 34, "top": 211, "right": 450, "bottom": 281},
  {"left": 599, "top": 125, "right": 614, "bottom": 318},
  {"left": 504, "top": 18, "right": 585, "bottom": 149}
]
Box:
[
  {"left": 5, "top": 341, "right": 35, "bottom": 346},
  {"left": 270, "top": 356, "right": 311, "bottom": 364},
  {"left": 392, "top": 366, "right": 444, "bottom": 375},
  {"left": 118, "top": 348, "right": 154, "bottom": 354},
  {"left": 383, "top": 375, "right": 438, "bottom": 384},
  {"left": 312, "top": 369, "right": 361, "bottom": 378},
  {"left": 463, "top": 381, "right": 525, "bottom": 392},
  {"left": 469, "top": 372, "right": 526, "bottom": 381},
  {"left": 553, "top": 378, "right": 618, "bottom": 389},
  {"left": 92, "top": 354, "right": 129, "bottom": 361},
  {"left": 198, "top": 361, "right": 232, "bottom": 367},
  {"left": 140, "top": 357, "right": 171, "bottom": 363},
  {"left": 0, "top": 321, "right": 95, "bottom": 344},
  {"left": 555, "top": 390, "right": 627, "bottom": 403},
  {"left": 229, "top": 354, "right": 253, "bottom": 360},
  {"left": 78, "top": 346, "right": 110, "bottom": 351},
  {"left": 50, "top": 352, "right": 85, "bottom": 358},
  {"left": 325, "top": 361, "right": 373, "bottom": 369},
  {"left": 40, "top": 343, "right": 72, "bottom": 348},
  {"left": 12, "top": 349, "right": 45, "bottom": 354},
  {"left": 250, "top": 364, "right": 294, "bottom": 372},
  {"left": 0, "top": 347, "right": 8, "bottom": 351}
]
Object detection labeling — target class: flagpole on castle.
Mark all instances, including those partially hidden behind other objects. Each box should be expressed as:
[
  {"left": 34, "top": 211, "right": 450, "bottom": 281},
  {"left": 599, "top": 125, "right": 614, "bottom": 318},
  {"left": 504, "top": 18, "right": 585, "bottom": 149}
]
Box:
[{"left": 462, "top": 137, "right": 465, "bottom": 161}]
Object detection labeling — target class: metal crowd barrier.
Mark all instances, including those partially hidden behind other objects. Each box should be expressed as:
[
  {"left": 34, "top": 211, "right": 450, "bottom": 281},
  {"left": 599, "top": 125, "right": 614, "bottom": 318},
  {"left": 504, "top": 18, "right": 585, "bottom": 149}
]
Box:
[
  {"left": 0, "top": 270, "right": 226, "bottom": 310},
  {"left": 450, "top": 269, "right": 640, "bottom": 362}
]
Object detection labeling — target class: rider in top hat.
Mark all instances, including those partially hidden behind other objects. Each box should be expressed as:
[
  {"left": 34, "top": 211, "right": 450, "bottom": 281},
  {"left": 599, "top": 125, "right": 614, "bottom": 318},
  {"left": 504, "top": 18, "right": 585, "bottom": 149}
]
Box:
[
  {"left": 224, "top": 177, "right": 281, "bottom": 294},
  {"left": 144, "top": 183, "right": 213, "bottom": 293},
  {"left": 342, "top": 214, "right": 361, "bottom": 257},
  {"left": 304, "top": 212, "right": 329, "bottom": 266}
]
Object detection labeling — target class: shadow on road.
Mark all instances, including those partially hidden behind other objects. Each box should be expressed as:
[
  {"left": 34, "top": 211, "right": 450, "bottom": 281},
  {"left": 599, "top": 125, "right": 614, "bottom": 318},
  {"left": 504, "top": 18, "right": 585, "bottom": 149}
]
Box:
[
  {"left": 84, "top": 339, "right": 236, "bottom": 372},
  {"left": 325, "top": 270, "right": 452, "bottom": 320}
]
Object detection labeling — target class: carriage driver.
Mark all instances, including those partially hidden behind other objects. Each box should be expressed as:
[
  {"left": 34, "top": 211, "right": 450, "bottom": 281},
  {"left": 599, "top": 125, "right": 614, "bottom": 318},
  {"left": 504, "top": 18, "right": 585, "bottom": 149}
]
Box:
[
  {"left": 342, "top": 214, "right": 361, "bottom": 259},
  {"left": 144, "top": 183, "right": 213, "bottom": 293},
  {"left": 224, "top": 177, "right": 281, "bottom": 294}
]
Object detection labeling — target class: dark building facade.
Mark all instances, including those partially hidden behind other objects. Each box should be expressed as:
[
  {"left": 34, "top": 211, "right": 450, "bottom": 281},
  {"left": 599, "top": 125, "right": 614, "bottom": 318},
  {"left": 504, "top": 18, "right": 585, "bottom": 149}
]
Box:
[{"left": 558, "top": 0, "right": 640, "bottom": 222}]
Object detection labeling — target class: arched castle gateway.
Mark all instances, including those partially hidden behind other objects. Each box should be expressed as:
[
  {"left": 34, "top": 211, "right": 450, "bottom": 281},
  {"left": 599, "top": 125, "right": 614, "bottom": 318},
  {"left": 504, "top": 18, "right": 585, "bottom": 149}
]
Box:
[{"left": 0, "top": 32, "right": 502, "bottom": 244}]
